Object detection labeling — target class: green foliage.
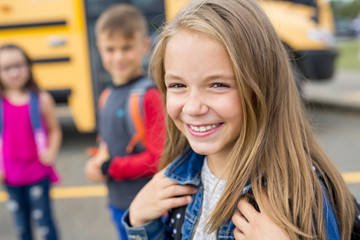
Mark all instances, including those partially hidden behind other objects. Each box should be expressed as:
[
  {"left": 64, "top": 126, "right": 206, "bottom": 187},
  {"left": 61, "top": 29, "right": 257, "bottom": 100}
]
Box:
[
  {"left": 331, "top": 0, "right": 360, "bottom": 20},
  {"left": 336, "top": 39, "right": 360, "bottom": 70}
]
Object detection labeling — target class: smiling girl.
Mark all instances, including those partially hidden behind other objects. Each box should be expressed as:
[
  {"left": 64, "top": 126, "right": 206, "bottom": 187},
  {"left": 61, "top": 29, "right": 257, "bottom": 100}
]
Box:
[{"left": 122, "top": 0, "right": 357, "bottom": 239}]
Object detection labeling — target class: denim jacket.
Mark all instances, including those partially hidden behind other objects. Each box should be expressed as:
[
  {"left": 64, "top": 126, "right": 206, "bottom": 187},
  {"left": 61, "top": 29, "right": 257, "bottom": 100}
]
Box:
[{"left": 122, "top": 147, "right": 340, "bottom": 240}]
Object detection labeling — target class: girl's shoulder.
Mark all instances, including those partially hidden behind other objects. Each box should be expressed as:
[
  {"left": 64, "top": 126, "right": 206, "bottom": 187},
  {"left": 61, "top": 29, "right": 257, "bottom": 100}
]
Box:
[
  {"left": 38, "top": 91, "right": 54, "bottom": 103},
  {"left": 37, "top": 90, "right": 52, "bottom": 101},
  {"left": 37, "top": 91, "right": 56, "bottom": 112}
]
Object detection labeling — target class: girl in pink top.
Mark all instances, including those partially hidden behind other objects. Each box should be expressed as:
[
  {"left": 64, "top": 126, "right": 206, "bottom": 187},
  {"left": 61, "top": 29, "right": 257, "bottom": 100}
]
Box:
[{"left": 0, "top": 44, "right": 62, "bottom": 240}]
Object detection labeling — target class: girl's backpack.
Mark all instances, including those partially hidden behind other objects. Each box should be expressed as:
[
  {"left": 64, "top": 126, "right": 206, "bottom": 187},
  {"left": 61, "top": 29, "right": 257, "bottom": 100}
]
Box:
[
  {"left": 167, "top": 189, "right": 360, "bottom": 239},
  {"left": 352, "top": 197, "right": 360, "bottom": 239}
]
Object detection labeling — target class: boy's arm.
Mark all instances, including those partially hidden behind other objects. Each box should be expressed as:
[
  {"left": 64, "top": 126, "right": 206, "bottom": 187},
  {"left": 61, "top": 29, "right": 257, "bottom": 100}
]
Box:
[
  {"left": 101, "top": 88, "right": 165, "bottom": 180},
  {"left": 85, "top": 142, "right": 109, "bottom": 182}
]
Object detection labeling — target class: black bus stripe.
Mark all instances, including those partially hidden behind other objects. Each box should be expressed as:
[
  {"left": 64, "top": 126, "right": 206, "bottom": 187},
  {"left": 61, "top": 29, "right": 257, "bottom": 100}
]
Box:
[
  {"left": 0, "top": 21, "right": 66, "bottom": 30},
  {"left": 33, "top": 57, "right": 70, "bottom": 64}
]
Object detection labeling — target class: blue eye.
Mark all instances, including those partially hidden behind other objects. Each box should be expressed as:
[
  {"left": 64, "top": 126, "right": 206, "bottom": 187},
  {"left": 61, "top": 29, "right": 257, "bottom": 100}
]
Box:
[
  {"left": 167, "top": 83, "right": 186, "bottom": 88},
  {"left": 211, "top": 83, "right": 229, "bottom": 88}
]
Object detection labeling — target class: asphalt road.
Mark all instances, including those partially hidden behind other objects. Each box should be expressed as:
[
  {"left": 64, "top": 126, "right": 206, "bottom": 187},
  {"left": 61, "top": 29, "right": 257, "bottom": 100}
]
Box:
[{"left": 307, "top": 104, "right": 360, "bottom": 200}]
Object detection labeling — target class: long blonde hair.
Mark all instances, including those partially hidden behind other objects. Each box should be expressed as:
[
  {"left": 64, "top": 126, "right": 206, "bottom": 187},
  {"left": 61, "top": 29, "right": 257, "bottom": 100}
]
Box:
[{"left": 151, "top": 0, "right": 355, "bottom": 239}]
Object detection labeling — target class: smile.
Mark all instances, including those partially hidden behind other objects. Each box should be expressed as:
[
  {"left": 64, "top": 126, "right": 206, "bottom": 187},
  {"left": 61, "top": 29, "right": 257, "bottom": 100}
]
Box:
[{"left": 189, "top": 123, "right": 222, "bottom": 133}]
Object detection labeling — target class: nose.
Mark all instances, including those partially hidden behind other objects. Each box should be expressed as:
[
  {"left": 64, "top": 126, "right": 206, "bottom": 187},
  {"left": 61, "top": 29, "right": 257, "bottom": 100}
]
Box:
[
  {"left": 8, "top": 67, "right": 21, "bottom": 77},
  {"left": 113, "top": 50, "right": 124, "bottom": 61},
  {"left": 182, "top": 91, "right": 208, "bottom": 116}
]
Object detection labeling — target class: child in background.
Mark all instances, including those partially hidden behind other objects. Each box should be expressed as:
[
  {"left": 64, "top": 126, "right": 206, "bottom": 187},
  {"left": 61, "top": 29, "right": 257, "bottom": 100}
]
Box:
[
  {"left": 84, "top": 4, "right": 165, "bottom": 240},
  {"left": 0, "top": 44, "right": 62, "bottom": 240},
  {"left": 123, "top": 0, "right": 358, "bottom": 239}
]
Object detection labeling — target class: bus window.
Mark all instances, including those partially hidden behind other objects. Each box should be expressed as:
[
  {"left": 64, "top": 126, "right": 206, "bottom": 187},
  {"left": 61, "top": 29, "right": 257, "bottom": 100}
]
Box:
[{"left": 280, "top": 0, "right": 317, "bottom": 7}]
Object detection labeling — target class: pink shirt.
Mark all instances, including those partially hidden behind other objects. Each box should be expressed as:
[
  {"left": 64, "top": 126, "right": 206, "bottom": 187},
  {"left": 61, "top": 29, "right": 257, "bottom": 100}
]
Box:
[{"left": 2, "top": 98, "right": 59, "bottom": 186}]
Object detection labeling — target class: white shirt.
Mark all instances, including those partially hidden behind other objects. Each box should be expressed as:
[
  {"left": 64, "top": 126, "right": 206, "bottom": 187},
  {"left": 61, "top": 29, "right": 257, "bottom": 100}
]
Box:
[{"left": 193, "top": 158, "right": 227, "bottom": 240}]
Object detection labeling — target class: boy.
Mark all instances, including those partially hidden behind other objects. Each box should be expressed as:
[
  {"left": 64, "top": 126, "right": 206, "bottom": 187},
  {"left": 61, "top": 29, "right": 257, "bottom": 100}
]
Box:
[{"left": 84, "top": 4, "right": 165, "bottom": 240}]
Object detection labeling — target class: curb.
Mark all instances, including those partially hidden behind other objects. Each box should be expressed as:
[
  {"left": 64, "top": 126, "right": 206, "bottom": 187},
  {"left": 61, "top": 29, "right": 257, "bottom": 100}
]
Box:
[{"left": 305, "top": 98, "right": 360, "bottom": 113}]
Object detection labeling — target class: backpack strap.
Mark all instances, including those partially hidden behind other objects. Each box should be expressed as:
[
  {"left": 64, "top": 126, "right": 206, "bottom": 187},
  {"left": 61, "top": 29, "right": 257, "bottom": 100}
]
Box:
[
  {"left": 313, "top": 165, "right": 360, "bottom": 239},
  {"left": 29, "top": 91, "right": 47, "bottom": 154},
  {"left": 351, "top": 197, "right": 360, "bottom": 239},
  {"left": 98, "top": 88, "right": 111, "bottom": 110},
  {"left": 0, "top": 97, "right": 3, "bottom": 136},
  {"left": 0, "top": 98, "right": 4, "bottom": 172},
  {"left": 125, "top": 77, "right": 155, "bottom": 154}
]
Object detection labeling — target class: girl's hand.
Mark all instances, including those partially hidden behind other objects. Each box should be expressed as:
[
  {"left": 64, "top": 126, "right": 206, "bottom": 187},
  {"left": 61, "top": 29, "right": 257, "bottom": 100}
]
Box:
[
  {"left": 39, "top": 149, "right": 56, "bottom": 166},
  {"left": 232, "top": 191, "right": 290, "bottom": 240},
  {"left": 0, "top": 171, "right": 4, "bottom": 183},
  {"left": 129, "top": 168, "right": 198, "bottom": 227}
]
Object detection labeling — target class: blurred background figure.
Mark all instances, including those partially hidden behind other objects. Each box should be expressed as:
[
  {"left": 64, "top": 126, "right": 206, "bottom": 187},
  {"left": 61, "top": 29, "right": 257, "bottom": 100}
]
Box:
[
  {"left": 0, "top": 44, "right": 62, "bottom": 240},
  {"left": 84, "top": 4, "right": 165, "bottom": 240}
]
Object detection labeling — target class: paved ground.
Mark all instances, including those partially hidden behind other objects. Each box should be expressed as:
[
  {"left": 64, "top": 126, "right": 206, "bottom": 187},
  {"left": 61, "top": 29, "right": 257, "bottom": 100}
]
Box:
[{"left": 304, "top": 69, "right": 360, "bottom": 111}]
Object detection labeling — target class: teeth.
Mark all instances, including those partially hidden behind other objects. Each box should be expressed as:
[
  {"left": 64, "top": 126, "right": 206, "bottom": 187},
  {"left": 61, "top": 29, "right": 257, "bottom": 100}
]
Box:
[{"left": 190, "top": 124, "right": 219, "bottom": 132}]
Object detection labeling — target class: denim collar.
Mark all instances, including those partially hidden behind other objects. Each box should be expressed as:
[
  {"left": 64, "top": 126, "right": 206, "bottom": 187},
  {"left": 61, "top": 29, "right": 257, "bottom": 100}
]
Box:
[
  {"left": 164, "top": 147, "right": 255, "bottom": 195},
  {"left": 164, "top": 147, "right": 205, "bottom": 186}
]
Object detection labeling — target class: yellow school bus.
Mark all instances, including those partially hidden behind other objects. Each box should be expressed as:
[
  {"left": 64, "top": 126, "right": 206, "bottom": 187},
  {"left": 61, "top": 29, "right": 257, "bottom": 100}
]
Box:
[
  {"left": 0, "top": 1, "right": 95, "bottom": 132},
  {"left": 0, "top": 0, "right": 336, "bottom": 132},
  {"left": 0, "top": 0, "right": 166, "bottom": 132},
  {"left": 165, "top": 0, "right": 338, "bottom": 82}
]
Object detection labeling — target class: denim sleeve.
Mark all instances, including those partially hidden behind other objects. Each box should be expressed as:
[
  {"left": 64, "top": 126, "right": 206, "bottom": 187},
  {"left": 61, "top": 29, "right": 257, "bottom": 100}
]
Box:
[
  {"left": 121, "top": 209, "right": 167, "bottom": 240},
  {"left": 323, "top": 193, "right": 341, "bottom": 240}
]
